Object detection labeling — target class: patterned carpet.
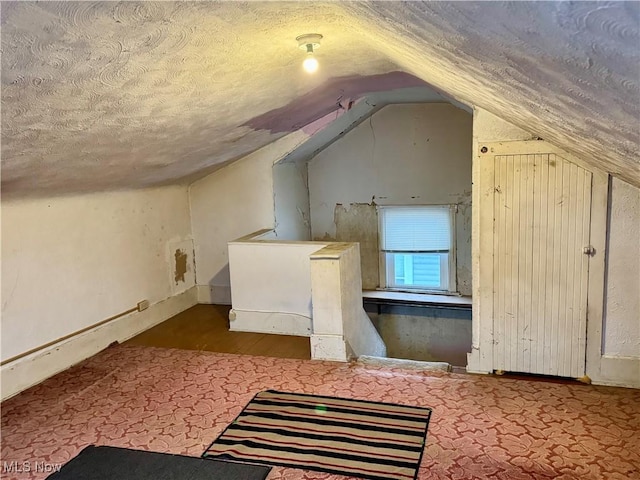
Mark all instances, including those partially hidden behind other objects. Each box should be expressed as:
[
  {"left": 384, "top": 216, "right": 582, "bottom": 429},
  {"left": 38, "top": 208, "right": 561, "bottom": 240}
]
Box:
[{"left": 1, "top": 344, "right": 639, "bottom": 480}]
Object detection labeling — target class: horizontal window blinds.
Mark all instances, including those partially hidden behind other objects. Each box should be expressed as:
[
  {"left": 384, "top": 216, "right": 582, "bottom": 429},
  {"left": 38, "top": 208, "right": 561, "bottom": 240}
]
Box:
[{"left": 380, "top": 206, "right": 451, "bottom": 251}]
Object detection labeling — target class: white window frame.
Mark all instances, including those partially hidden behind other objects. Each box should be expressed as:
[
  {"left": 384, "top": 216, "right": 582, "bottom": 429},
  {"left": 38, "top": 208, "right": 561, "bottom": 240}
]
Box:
[{"left": 378, "top": 205, "right": 457, "bottom": 294}]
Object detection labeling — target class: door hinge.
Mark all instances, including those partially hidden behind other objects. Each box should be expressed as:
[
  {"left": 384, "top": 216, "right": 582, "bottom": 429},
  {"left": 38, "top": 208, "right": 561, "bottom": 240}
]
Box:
[{"left": 582, "top": 245, "right": 596, "bottom": 256}]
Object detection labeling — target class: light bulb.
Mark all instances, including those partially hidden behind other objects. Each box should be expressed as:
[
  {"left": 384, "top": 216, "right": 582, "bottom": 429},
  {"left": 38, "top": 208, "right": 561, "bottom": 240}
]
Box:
[
  {"left": 297, "top": 34, "right": 322, "bottom": 74},
  {"left": 302, "top": 55, "right": 319, "bottom": 74}
]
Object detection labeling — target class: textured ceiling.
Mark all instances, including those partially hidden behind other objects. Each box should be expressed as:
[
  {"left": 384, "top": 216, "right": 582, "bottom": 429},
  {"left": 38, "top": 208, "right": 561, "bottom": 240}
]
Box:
[
  {"left": 344, "top": 1, "right": 639, "bottom": 185},
  {"left": 1, "top": 1, "right": 638, "bottom": 198}
]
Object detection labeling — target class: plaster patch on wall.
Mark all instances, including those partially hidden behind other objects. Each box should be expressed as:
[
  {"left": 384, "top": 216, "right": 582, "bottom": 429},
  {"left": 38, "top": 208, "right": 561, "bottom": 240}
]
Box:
[
  {"left": 174, "top": 249, "right": 188, "bottom": 284},
  {"left": 333, "top": 202, "right": 379, "bottom": 289},
  {"left": 452, "top": 189, "right": 473, "bottom": 296},
  {"left": 309, "top": 104, "right": 473, "bottom": 295},
  {"left": 168, "top": 239, "right": 195, "bottom": 295}
]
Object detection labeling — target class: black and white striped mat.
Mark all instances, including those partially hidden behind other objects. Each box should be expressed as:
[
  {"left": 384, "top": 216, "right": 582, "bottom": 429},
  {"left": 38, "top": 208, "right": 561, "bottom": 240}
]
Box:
[{"left": 202, "top": 390, "right": 432, "bottom": 480}]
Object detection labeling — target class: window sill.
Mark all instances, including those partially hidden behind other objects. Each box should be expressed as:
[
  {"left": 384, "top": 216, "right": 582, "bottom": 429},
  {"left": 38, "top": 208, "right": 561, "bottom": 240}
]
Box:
[{"left": 362, "top": 290, "right": 472, "bottom": 310}]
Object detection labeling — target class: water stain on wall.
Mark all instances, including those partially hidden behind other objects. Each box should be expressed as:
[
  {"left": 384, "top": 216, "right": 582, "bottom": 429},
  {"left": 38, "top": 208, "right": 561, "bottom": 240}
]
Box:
[{"left": 174, "top": 249, "right": 188, "bottom": 284}]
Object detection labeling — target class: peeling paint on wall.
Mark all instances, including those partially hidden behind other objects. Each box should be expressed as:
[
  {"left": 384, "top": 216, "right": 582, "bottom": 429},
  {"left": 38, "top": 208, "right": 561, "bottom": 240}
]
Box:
[
  {"left": 309, "top": 103, "right": 473, "bottom": 294},
  {"left": 452, "top": 189, "right": 472, "bottom": 295},
  {"left": 333, "top": 202, "right": 380, "bottom": 289},
  {"left": 168, "top": 239, "right": 195, "bottom": 295},
  {"left": 174, "top": 249, "right": 188, "bottom": 284},
  {"left": 244, "top": 72, "right": 427, "bottom": 134}
]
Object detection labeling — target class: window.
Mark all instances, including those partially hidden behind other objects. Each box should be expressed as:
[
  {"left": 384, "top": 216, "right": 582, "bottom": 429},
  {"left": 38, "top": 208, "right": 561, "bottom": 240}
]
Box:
[{"left": 379, "top": 205, "right": 456, "bottom": 292}]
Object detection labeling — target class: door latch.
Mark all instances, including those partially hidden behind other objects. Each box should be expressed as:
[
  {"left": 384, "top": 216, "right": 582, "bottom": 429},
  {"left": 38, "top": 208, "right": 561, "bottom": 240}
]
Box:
[{"left": 583, "top": 245, "right": 595, "bottom": 256}]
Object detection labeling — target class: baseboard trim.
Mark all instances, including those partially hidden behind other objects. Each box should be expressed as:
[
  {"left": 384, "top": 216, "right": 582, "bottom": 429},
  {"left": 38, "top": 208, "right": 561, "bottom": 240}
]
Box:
[
  {"left": 229, "top": 309, "right": 311, "bottom": 337},
  {"left": 590, "top": 355, "right": 640, "bottom": 389},
  {"left": 196, "top": 284, "right": 232, "bottom": 305},
  {"left": 1, "top": 287, "right": 198, "bottom": 401},
  {"left": 466, "top": 349, "right": 492, "bottom": 375},
  {"left": 310, "top": 334, "right": 348, "bottom": 362}
]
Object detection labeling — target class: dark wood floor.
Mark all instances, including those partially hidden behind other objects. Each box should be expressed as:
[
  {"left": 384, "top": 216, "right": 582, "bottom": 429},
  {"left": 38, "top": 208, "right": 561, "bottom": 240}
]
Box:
[
  {"left": 125, "top": 304, "right": 311, "bottom": 359},
  {"left": 124, "top": 304, "right": 580, "bottom": 385}
]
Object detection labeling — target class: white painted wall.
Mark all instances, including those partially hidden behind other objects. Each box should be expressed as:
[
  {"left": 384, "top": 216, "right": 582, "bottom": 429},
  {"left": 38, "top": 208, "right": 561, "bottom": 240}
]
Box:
[
  {"left": 1, "top": 186, "right": 196, "bottom": 397},
  {"left": 308, "top": 103, "right": 473, "bottom": 294},
  {"left": 1, "top": 186, "right": 194, "bottom": 361},
  {"left": 228, "top": 235, "right": 328, "bottom": 336},
  {"left": 337, "top": 245, "right": 387, "bottom": 360},
  {"left": 273, "top": 160, "right": 311, "bottom": 241},
  {"left": 310, "top": 243, "right": 386, "bottom": 361},
  {"left": 189, "top": 132, "right": 308, "bottom": 304},
  {"left": 472, "top": 109, "right": 533, "bottom": 144},
  {"left": 604, "top": 178, "right": 640, "bottom": 358},
  {"left": 227, "top": 235, "right": 385, "bottom": 361}
]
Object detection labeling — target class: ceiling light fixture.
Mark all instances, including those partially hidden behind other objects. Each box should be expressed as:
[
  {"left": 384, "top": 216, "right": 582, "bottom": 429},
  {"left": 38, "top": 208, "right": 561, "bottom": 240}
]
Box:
[{"left": 296, "top": 34, "right": 323, "bottom": 74}]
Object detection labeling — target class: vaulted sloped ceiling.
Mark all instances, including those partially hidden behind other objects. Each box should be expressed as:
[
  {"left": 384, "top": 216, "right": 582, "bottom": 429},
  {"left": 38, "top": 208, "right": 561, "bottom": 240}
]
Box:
[
  {"left": 345, "top": 1, "right": 639, "bottom": 185},
  {"left": 1, "top": 1, "right": 638, "bottom": 198}
]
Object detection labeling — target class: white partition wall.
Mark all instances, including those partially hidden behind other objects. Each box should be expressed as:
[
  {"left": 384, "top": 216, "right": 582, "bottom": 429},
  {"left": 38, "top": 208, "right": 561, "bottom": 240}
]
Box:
[
  {"left": 310, "top": 243, "right": 387, "bottom": 361},
  {"left": 228, "top": 231, "right": 386, "bottom": 362},
  {"left": 228, "top": 231, "right": 328, "bottom": 336}
]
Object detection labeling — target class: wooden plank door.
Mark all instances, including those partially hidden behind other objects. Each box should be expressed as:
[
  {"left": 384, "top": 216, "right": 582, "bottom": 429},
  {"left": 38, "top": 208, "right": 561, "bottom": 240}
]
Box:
[{"left": 492, "top": 153, "right": 593, "bottom": 377}]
